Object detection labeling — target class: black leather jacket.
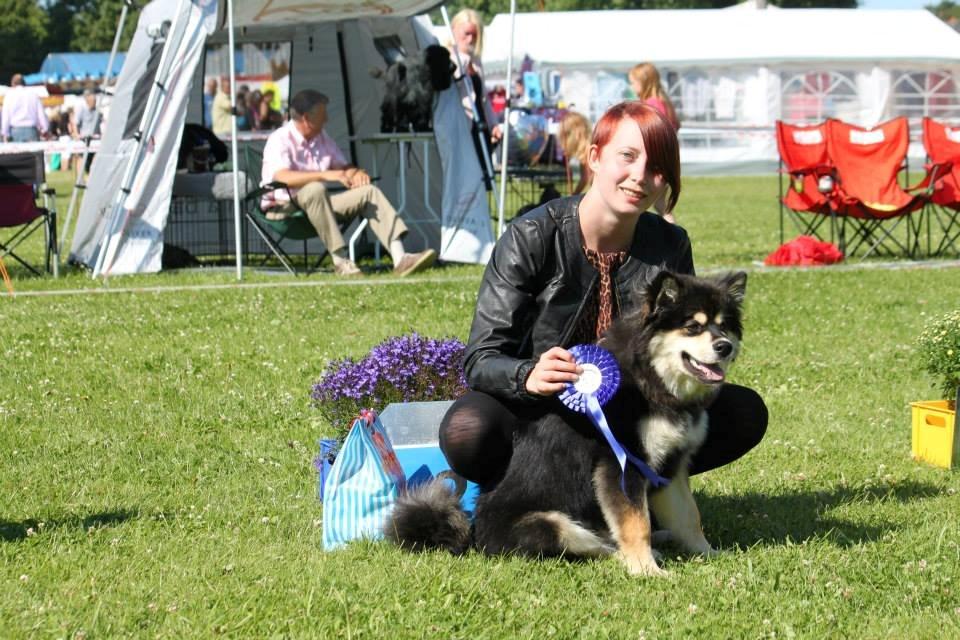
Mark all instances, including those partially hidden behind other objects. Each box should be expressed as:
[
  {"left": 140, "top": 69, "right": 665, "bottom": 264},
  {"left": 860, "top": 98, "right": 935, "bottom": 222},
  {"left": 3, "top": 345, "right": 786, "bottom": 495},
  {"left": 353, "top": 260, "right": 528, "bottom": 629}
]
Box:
[{"left": 464, "top": 195, "right": 695, "bottom": 402}]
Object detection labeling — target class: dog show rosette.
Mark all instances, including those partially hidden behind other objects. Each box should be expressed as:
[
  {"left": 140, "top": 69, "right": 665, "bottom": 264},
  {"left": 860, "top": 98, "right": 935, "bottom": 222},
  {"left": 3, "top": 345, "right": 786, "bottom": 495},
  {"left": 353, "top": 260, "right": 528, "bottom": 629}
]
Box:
[{"left": 559, "top": 344, "right": 669, "bottom": 490}]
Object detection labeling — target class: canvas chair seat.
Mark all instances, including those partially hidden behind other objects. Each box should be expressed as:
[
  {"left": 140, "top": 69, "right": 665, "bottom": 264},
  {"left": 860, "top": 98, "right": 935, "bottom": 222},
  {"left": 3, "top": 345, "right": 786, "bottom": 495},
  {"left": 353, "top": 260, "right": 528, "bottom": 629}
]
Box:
[
  {"left": 0, "top": 152, "right": 58, "bottom": 277},
  {"left": 776, "top": 121, "right": 838, "bottom": 246},
  {"left": 823, "top": 117, "right": 932, "bottom": 258},
  {"left": 920, "top": 117, "right": 960, "bottom": 257}
]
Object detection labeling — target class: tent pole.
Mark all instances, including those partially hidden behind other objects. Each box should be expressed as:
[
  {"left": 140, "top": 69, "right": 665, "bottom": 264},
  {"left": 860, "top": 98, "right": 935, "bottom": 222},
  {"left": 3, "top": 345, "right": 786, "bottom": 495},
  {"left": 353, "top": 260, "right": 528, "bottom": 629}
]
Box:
[
  {"left": 93, "top": 0, "right": 190, "bottom": 278},
  {"left": 440, "top": 7, "right": 496, "bottom": 198},
  {"left": 60, "top": 0, "right": 133, "bottom": 258},
  {"left": 227, "top": 0, "right": 243, "bottom": 280},
  {"left": 496, "top": 0, "right": 517, "bottom": 239}
]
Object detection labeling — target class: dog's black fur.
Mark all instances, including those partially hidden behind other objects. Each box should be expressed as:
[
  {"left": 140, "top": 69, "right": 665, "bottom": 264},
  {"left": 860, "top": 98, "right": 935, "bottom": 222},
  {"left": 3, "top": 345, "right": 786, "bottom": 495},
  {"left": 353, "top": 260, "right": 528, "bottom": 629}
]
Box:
[
  {"left": 378, "top": 44, "right": 455, "bottom": 133},
  {"left": 386, "top": 270, "right": 748, "bottom": 576}
]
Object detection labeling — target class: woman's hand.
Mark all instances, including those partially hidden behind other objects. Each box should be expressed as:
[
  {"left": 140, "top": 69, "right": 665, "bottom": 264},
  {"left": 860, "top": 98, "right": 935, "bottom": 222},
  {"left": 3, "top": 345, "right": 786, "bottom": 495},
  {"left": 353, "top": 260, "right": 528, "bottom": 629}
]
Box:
[{"left": 525, "top": 346, "right": 582, "bottom": 396}]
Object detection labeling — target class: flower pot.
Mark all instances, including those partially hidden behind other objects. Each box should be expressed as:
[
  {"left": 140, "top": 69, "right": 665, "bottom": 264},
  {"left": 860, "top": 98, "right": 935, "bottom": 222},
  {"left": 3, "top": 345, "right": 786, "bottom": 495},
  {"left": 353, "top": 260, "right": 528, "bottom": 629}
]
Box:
[{"left": 910, "top": 388, "right": 959, "bottom": 469}]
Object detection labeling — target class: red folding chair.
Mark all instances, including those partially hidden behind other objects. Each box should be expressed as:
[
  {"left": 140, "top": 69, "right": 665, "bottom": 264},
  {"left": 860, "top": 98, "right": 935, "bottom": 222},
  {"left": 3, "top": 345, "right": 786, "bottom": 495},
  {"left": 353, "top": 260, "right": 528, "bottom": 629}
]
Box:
[
  {"left": 920, "top": 117, "right": 960, "bottom": 257},
  {"left": 0, "top": 152, "right": 59, "bottom": 276},
  {"left": 824, "top": 117, "right": 931, "bottom": 258},
  {"left": 775, "top": 120, "right": 837, "bottom": 245}
]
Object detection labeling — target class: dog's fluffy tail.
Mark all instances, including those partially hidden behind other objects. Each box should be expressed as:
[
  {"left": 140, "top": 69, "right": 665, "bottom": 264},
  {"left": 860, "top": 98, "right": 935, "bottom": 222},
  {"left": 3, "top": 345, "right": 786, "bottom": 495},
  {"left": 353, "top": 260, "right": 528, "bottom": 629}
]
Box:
[{"left": 384, "top": 478, "right": 471, "bottom": 554}]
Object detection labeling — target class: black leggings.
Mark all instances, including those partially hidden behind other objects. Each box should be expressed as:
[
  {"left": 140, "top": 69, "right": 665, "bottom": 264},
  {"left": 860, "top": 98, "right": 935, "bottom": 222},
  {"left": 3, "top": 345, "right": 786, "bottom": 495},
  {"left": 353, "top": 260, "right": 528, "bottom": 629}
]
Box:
[{"left": 438, "top": 385, "right": 768, "bottom": 487}]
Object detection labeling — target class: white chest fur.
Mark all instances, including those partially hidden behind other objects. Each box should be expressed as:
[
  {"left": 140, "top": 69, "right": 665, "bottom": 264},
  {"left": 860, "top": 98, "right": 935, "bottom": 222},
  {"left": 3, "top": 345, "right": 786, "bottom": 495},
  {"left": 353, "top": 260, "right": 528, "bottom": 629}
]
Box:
[{"left": 640, "top": 411, "right": 709, "bottom": 470}]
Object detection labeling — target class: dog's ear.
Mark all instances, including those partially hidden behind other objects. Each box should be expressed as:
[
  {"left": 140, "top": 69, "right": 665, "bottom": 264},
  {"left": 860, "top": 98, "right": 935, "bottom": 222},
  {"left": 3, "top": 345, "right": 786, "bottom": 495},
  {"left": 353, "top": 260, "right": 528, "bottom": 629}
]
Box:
[
  {"left": 717, "top": 271, "right": 747, "bottom": 305},
  {"left": 651, "top": 270, "right": 682, "bottom": 312}
]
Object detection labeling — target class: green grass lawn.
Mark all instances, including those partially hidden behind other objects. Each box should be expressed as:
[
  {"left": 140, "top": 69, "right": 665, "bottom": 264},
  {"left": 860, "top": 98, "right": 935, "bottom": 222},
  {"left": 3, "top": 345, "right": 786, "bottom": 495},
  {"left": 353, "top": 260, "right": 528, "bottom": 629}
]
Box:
[{"left": 2, "top": 172, "right": 959, "bottom": 638}]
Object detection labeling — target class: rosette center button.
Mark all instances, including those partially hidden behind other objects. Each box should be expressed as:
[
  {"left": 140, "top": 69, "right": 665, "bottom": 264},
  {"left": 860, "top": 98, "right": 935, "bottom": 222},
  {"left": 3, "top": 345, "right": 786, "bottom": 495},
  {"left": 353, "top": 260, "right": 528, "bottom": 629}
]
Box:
[{"left": 575, "top": 363, "right": 603, "bottom": 395}]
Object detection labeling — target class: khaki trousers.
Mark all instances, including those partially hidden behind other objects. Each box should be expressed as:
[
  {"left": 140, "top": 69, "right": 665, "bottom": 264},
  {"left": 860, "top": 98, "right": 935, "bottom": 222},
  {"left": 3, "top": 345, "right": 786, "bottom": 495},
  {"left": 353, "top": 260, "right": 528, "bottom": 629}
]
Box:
[{"left": 273, "top": 182, "right": 407, "bottom": 255}]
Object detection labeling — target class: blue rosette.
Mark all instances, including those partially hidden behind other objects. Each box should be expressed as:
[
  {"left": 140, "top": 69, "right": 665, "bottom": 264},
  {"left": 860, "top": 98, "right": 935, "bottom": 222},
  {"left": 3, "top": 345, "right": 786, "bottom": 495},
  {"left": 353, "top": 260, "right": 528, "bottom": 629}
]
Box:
[{"left": 559, "top": 344, "right": 669, "bottom": 490}]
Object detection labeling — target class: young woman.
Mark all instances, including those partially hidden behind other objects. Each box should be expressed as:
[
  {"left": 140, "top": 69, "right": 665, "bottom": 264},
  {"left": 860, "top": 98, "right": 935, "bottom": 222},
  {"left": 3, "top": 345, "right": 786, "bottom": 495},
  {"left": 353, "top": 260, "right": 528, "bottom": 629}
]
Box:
[
  {"left": 628, "top": 62, "right": 680, "bottom": 223},
  {"left": 558, "top": 111, "right": 593, "bottom": 195},
  {"left": 439, "top": 101, "right": 767, "bottom": 488}
]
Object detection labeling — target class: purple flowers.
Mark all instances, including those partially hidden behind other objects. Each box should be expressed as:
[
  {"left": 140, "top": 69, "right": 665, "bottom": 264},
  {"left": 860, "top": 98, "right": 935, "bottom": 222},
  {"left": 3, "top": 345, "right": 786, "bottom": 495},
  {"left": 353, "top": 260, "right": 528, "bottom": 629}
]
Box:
[{"left": 311, "top": 333, "right": 468, "bottom": 440}]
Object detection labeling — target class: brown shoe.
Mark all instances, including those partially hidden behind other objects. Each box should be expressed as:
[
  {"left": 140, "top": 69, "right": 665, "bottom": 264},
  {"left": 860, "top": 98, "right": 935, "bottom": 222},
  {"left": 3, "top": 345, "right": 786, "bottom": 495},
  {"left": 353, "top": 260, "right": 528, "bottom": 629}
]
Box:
[
  {"left": 334, "top": 259, "right": 362, "bottom": 276},
  {"left": 393, "top": 249, "right": 437, "bottom": 276}
]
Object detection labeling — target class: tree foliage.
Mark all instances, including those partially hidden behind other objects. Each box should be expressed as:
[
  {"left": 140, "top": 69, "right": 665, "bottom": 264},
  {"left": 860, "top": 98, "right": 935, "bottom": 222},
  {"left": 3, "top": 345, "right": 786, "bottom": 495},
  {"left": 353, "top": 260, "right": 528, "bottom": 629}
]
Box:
[
  {"left": 926, "top": 1, "right": 960, "bottom": 26},
  {"left": 0, "top": 0, "right": 48, "bottom": 81},
  {"left": 68, "top": 0, "right": 134, "bottom": 52}
]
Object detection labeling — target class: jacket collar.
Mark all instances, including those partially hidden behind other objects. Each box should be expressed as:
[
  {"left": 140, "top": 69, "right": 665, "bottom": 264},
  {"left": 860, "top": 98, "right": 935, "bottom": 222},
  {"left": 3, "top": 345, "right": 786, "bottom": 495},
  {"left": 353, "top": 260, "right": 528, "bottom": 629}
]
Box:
[{"left": 553, "top": 194, "right": 657, "bottom": 284}]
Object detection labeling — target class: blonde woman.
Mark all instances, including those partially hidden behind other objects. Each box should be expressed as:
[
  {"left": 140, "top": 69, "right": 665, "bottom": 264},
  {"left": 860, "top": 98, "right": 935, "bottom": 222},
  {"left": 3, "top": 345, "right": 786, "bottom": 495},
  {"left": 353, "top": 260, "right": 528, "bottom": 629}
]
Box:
[
  {"left": 628, "top": 63, "right": 680, "bottom": 223},
  {"left": 558, "top": 111, "right": 593, "bottom": 194},
  {"left": 448, "top": 9, "right": 502, "bottom": 146}
]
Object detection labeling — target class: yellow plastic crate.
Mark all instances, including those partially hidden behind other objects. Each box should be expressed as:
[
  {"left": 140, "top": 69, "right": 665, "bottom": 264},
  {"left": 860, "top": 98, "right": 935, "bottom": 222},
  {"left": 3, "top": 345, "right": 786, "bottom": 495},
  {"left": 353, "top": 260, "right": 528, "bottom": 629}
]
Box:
[{"left": 910, "top": 400, "right": 958, "bottom": 469}]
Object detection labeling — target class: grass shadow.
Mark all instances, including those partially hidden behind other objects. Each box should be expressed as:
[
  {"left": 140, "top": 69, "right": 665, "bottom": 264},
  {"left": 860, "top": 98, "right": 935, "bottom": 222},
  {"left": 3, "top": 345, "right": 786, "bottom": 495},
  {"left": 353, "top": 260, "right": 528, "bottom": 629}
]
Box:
[
  {"left": 0, "top": 508, "right": 140, "bottom": 542},
  {"left": 698, "top": 479, "right": 942, "bottom": 549}
]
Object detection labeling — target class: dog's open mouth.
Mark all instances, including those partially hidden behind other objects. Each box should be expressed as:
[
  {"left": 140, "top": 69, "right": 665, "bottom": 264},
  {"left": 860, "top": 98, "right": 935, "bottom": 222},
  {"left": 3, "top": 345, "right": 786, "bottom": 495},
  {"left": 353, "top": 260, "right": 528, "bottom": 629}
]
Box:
[{"left": 682, "top": 353, "right": 725, "bottom": 384}]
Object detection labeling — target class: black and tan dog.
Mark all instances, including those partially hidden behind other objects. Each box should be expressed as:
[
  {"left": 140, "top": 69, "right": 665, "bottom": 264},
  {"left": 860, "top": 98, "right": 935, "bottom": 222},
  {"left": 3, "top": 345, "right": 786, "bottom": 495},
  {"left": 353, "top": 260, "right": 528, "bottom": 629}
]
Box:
[{"left": 386, "top": 270, "right": 747, "bottom": 576}]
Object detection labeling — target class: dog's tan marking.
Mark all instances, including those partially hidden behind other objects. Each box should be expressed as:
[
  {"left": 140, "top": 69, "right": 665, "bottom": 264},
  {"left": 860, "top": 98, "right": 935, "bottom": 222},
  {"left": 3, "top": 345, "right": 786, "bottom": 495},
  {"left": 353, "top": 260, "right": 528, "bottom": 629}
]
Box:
[
  {"left": 593, "top": 463, "right": 666, "bottom": 577},
  {"left": 516, "top": 512, "right": 613, "bottom": 557},
  {"left": 649, "top": 467, "right": 716, "bottom": 556},
  {"left": 693, "top": 312, "right": 708, "bottom": 325},
  {"left": 714, "top": 312, "right": 724, "bottom": 326}
]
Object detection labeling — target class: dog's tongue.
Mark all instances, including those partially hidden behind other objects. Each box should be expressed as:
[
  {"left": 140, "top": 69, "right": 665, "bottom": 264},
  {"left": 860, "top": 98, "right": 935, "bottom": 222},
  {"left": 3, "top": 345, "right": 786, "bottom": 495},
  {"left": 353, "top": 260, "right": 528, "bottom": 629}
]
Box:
[{"left": 690, "top": 358, "right": 725, "bottom": 382}]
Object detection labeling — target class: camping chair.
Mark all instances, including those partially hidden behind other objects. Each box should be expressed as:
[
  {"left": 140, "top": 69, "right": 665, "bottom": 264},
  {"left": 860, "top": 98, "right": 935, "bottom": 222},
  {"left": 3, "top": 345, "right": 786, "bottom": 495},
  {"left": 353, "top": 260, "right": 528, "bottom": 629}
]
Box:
[
  {"left": 0, "top": 152, "right": 58, "bottom": 277},
  {"left": 775, "top": 121, "right": 837, "bottom": 245},
  {"left": 920, "top": 117, "right": 960, "bottom": 257},
  {"left": 823, "top": 117, "right": 931, "bottom": 259},
  {"left": 241, "top": 146, "right": 374, "bottom": 275}
]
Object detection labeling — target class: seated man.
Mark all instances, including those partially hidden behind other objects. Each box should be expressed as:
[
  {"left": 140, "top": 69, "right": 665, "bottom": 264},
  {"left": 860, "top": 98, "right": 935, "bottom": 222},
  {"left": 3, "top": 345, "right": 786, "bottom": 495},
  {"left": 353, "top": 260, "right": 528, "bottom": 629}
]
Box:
[{"left": 260, "top": 89, "right": 436, "bottom": 276}]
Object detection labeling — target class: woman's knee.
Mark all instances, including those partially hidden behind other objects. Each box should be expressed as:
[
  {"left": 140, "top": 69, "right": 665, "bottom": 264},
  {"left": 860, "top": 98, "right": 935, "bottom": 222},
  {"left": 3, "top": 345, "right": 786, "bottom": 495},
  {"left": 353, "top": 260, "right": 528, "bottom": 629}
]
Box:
[{"left": 732, "top": 385, "right": 768, "bottom": 446}]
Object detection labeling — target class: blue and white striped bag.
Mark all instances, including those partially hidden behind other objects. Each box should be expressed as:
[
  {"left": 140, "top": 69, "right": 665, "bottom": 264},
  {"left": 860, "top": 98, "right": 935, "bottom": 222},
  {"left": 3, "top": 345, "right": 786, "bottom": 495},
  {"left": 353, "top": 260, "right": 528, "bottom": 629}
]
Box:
[{"left": 322, "top": 409, "right": 407, "bottom": 550}]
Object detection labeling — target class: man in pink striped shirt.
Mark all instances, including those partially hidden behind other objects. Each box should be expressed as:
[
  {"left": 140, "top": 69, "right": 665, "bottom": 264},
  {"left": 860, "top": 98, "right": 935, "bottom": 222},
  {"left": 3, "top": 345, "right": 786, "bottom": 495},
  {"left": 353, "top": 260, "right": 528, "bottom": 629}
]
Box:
[
  {"left": 260, "top": 90, "right": 435, "bottom": 276},
  {"left": 2, "top": 74, "right": 49, "bottom": 143}
]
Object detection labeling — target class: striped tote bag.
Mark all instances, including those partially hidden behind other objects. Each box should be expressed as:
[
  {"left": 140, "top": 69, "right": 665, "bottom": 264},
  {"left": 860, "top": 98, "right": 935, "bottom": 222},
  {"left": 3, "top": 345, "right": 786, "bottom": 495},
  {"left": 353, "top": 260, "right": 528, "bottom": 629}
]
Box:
[{"left": 322, "top": 409, "right": 407, "bottom": 550}]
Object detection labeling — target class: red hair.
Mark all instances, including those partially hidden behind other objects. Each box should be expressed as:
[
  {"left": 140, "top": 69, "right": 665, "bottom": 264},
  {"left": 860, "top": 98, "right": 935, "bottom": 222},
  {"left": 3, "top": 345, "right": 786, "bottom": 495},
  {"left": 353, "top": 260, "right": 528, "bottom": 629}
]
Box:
[{"left": 591, "top": 101, "right": 680, "bottom": 212}]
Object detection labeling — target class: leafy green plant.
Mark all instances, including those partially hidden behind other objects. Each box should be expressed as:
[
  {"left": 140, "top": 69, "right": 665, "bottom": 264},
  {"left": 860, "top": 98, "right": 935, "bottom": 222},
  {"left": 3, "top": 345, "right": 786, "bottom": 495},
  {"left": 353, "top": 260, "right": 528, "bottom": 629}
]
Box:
[{"left": 916, "top": 309, "right": 960, "bottom": 403}]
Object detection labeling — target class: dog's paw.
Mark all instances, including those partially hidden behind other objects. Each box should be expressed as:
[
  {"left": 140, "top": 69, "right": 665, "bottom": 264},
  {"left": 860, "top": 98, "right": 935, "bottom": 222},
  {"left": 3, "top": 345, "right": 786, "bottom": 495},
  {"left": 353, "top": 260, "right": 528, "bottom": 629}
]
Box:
[{"left": 616, "top": 551, "right": 669, "bottom": 578}]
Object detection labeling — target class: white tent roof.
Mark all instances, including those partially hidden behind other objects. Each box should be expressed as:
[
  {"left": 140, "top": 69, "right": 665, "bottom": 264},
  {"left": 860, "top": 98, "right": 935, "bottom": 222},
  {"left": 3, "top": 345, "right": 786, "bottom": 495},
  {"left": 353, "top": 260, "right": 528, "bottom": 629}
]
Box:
[
  {"left": 483, "top": 9, "right": 960, "bottom": 70},
  {"left": 229, "top": 0, "right": 439, "bottom": 26}
]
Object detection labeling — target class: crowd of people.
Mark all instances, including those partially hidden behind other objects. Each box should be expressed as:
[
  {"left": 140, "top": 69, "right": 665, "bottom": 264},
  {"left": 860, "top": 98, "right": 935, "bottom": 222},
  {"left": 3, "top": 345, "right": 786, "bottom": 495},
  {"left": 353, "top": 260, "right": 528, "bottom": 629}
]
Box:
[{"left": 205, "top": 77, "right": 284, "bottom": 137}]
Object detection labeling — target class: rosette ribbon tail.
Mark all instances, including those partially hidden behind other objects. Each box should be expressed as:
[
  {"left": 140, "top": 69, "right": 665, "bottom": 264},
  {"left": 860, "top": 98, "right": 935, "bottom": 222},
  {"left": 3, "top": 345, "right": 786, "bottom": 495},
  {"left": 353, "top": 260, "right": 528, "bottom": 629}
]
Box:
[{"left": 585, "top": 394, "right": 670, "bottom": 491}]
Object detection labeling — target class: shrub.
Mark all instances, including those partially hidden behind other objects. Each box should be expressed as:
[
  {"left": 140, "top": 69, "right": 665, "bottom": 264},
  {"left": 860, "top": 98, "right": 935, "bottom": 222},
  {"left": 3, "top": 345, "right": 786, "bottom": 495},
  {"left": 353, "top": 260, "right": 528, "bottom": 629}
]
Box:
[
  {"left": 311, "top": 333, "right": 468, "bottom": 441},
  {"left": 916, "top": 309, "right": 960, "bottom": 404}
]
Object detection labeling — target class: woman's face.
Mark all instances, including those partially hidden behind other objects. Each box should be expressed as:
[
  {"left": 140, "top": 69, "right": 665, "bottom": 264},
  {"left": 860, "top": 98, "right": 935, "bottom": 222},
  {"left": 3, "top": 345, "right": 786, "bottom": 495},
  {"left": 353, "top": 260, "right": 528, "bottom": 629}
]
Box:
[
  {"left": 588, "top": 118, "right": 667, "bottom": 216},
  {"left": 453, "top": 21, "right": 479, "bottom": 56}
]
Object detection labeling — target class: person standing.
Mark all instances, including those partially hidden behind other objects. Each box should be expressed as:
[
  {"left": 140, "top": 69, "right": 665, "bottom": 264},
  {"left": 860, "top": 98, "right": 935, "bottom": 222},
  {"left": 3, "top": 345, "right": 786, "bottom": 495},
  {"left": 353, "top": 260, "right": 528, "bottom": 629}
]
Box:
[
  {"left": 69, "top": 88, "right": 102, "bottom": 176},
  {"left": 2, "top": 74, "right": 49, "bottom": 142},
  {"left": 628, "top": 63, "right": 680, "bottom": 224},
  {"left": 260, "top": 90, "right": 437, "bottom": 277},
  {"left": 557, "top": 111, "right": 593, "bottom": 195},
  {"left": 203, "top": 77, "right": 218, "bottom": 129},
  {"left": 211, "top": 76, "right": 233, "bottom": 137},
  {"left": 447, "top": 9, "right": 502, "bottom": 178}
]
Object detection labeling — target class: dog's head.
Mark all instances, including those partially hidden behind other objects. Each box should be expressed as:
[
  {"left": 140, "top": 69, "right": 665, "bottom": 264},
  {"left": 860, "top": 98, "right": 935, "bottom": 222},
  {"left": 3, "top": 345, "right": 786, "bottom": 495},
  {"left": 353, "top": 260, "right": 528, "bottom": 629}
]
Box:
[
  {"left": 422, "top": 44, "right": 455, "bottom": 91},
  {"left": 604, "top": 271, "right": 747, "bottom": 403}
]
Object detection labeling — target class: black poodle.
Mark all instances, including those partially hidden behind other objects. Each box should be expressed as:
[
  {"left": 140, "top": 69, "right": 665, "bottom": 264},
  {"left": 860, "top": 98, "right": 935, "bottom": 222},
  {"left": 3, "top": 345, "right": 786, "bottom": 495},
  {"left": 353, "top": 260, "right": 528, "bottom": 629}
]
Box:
[{"left": 378, "top": 44, "right": 455, "bottom": 133}]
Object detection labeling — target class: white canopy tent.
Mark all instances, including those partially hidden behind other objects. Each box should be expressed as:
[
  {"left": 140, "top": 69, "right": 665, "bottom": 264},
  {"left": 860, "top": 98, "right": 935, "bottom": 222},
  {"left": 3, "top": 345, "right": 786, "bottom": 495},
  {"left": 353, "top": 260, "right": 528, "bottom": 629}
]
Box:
[
  {"left": 69, "top": 0, "right": 495, "bottom": 278},
  {"left": 480, "top": 8, "right": 960, "bottom": 174}
]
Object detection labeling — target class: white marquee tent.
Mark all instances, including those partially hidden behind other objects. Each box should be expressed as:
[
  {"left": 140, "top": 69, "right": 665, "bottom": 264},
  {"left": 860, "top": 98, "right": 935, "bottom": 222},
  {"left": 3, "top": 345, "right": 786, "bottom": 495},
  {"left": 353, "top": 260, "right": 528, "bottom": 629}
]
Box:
[
  {"left": 69, "top": 0, "right": 494, "bottom": 277},
  {"left": 481, "top": 8, "right": 960, "bottom": 174}
]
